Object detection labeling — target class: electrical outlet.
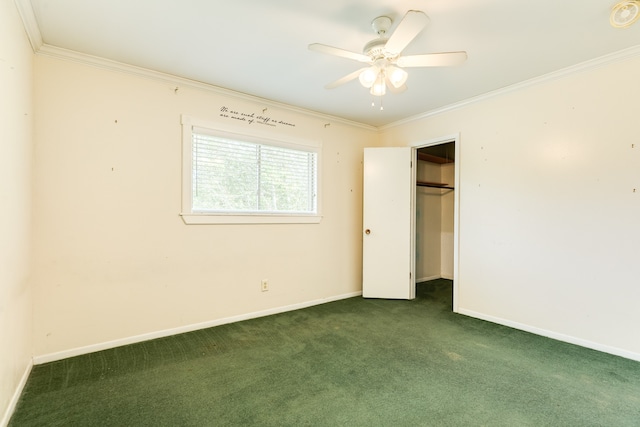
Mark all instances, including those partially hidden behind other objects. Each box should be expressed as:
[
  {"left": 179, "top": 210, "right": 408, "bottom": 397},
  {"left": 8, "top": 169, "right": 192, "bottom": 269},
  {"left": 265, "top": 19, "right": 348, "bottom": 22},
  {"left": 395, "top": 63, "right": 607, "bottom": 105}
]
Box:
[{"left": 261, "top": 279, "right": 269, "bottom": 292}]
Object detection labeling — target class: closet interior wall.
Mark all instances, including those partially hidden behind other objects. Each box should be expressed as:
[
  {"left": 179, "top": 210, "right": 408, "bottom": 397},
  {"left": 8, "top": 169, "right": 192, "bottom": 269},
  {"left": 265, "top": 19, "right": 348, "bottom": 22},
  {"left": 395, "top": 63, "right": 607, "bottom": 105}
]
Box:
[{"left": 415, "top": 152, "right": 455, "bottom": 282}]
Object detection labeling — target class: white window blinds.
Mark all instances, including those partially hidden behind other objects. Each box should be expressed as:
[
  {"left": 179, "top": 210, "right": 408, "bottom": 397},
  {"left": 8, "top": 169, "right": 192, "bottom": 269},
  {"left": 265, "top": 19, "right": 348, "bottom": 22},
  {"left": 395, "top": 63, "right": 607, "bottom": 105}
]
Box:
[{"left": 191, "top": 132, "right": 318, "bottom": 214}]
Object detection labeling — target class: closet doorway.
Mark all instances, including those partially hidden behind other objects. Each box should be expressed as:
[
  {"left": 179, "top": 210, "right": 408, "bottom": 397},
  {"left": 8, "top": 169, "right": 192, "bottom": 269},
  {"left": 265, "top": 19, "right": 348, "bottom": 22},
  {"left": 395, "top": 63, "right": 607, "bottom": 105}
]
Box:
[
  {"left": 413, "top": 136, "right": 459, "bottom": 311},
  {"left": 361, "top": 136, "right": 459, "bottom": 307}
]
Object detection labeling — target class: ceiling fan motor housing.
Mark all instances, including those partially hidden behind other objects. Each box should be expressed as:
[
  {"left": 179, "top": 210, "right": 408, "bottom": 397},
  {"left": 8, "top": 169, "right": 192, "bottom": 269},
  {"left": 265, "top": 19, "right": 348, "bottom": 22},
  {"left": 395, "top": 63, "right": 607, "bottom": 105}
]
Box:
[
  {"left": 364, "top": 16, "right": 396, "bottom": 60},
  {"left": 363, "top": 38, "right": 389, "bottom": 59}
]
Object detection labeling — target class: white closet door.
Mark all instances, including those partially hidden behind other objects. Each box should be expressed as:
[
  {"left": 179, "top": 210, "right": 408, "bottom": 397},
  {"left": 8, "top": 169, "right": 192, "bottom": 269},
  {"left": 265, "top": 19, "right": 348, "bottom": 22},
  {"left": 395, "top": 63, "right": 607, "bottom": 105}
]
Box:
[{"left": 362, "top": 147, "right": 415, "bottom": 299}]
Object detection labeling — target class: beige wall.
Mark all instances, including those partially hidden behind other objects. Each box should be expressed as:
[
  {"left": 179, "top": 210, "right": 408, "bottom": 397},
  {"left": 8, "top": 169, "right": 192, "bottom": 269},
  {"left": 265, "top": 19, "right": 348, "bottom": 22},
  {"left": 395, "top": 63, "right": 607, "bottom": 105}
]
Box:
[
  {"left": 0, "top": 0, "right": 34, "bottom": 422},
  {"left": 32, "top": 55, "right": 378, "bottom": 357},
  {"left": 381, "top": 56, "right": 640, "bottom": 359}
]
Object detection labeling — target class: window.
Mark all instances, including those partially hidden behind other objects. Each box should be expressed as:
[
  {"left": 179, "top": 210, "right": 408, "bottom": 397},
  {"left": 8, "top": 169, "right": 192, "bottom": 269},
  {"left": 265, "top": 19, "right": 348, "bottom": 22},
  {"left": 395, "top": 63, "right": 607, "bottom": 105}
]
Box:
[{"left": 181, "top": 116, "right": 321, "bottom": 224}]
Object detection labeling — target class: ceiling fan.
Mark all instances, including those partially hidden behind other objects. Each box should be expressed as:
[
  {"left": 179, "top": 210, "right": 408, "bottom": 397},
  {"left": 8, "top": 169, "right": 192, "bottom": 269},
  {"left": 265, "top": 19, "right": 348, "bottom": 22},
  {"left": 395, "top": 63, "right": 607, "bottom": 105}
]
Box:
[{"left": 309, "top": 10, "right": 467, "bottom": 98}]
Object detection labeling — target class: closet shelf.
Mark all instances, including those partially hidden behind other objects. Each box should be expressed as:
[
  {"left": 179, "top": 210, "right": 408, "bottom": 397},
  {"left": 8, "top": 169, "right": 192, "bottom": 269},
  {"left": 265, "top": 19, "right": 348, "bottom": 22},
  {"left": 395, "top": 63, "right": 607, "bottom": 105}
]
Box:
[
  {"left": 417, "top": 152, "right": 454, "bottom": 164},
  {"left": 417, "top": 180, "right": 455, "bottom": 190}
]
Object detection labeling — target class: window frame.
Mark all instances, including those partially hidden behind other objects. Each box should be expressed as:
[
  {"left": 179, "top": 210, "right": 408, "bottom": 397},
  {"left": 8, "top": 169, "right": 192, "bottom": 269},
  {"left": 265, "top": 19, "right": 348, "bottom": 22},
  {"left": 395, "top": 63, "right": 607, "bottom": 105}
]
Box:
[{"left": 180, "top": 115, "right": 322, "bottom": 224}]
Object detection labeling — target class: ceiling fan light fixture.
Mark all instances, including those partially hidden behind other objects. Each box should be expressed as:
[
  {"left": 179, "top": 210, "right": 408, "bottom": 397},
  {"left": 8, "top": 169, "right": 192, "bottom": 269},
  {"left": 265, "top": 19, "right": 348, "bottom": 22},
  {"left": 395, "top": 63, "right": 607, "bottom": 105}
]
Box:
[
  {"left": 370, "top": 72, "right": 386, "bottom": 96},
  {"left": 387, "top": 66, "right": 408, "bottom": 88},
  {"left": 359, "top": 67, "right": 378, "bottom": 88}
]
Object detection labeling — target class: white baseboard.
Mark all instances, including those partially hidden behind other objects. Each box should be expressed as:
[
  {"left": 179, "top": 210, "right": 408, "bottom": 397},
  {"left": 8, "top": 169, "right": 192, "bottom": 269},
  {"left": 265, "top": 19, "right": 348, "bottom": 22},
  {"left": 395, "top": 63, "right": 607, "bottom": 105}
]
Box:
[
  {"left": 416, "top": 275, "right": 440, "bottom": 283},
  {"left": 458, "top": 308, "right": 640, "bottom": 362},
  {"left": 33, "top": 291, "right": 362, "bottom": 365},
  {"left": 1, "top": 359, "right": 33, "bottom": 427},
  {"left": 416, "top": 275, "right": 455, "bottom": 283}
]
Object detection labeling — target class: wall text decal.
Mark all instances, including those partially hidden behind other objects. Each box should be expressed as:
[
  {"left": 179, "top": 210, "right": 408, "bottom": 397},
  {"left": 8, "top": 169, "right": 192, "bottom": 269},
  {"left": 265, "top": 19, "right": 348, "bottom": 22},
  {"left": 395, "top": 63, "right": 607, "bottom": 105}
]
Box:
[{"left": 219, "top": 106, "right": 296, "bottom": 128}]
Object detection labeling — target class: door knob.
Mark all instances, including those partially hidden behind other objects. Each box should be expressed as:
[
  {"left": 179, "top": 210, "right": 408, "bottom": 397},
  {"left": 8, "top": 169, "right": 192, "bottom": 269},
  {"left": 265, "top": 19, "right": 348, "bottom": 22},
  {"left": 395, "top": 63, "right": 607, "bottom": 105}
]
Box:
[{"left": 365, "top": 229, "right": 371, "bottom": 235}]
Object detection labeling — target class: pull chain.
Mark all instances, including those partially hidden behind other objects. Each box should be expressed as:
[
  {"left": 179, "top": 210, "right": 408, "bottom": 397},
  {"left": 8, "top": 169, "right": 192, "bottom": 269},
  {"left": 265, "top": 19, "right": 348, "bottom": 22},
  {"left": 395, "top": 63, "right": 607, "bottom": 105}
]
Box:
[{"left": 370, "top": 96, "right": 384, "bottom": 111}]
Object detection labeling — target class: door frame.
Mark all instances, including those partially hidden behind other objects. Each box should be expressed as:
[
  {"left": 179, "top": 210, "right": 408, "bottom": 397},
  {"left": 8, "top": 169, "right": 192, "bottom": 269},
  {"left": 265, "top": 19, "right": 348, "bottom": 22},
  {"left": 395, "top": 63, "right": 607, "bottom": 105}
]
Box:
[{"left": 410, "top": 133, "right": 461, "bottom": 312}]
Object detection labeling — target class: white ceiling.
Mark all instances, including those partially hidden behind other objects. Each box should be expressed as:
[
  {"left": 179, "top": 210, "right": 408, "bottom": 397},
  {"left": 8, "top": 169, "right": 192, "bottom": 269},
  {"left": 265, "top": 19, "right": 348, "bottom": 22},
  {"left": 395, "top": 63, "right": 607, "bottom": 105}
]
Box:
[{"left": 24, "top": 0, "right": 640, "bottom": 127}]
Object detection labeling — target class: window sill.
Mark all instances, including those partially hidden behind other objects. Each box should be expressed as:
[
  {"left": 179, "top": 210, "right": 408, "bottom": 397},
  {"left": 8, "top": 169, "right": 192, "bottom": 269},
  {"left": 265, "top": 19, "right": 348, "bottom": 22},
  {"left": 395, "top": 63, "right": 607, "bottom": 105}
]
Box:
[{"left": 180, "top": 213, "right": 322, "bottom": 224}]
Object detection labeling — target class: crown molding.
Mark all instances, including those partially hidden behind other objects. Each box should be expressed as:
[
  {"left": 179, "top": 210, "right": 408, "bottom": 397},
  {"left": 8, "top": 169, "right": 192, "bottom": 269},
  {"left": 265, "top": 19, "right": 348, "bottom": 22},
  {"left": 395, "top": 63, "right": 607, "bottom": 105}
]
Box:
[
  {"left": 15, "top": 0, "right": 640, "bottom": 133},
  {"left": 381, "top": 44, "right": 640, "bottom": 130},
  {"left": 34, "top": 44, "right": 377, "bottom": 132},
  {"left": 15, "top": 0, "right": 372, "bottom": 130},
  {"left": 13, "top": 0, "right": 42, "bottom": 51}
]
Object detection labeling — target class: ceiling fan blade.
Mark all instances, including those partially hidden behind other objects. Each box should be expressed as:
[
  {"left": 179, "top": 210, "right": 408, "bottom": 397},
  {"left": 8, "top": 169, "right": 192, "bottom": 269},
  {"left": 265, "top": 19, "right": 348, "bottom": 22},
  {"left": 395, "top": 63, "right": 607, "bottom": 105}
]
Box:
[
  {"left": 384, "top": 10, "right": 430, "bottom": 56},
  {"left": 397, "top": 51, "right": 468, "bottom": 68},
  {"left": 308, "top": 43, "right": 371, "bottom": 63},
  {"left": 325, "top": 68, "right": 368, "bottom": 89}
]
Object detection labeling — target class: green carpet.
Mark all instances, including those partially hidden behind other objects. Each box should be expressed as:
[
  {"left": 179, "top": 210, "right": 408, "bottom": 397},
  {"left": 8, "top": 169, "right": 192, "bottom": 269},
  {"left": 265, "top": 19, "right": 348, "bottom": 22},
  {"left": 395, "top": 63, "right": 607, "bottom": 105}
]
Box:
[{"left": 10, "top": 280, "right": 640, "bottom": 426}]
